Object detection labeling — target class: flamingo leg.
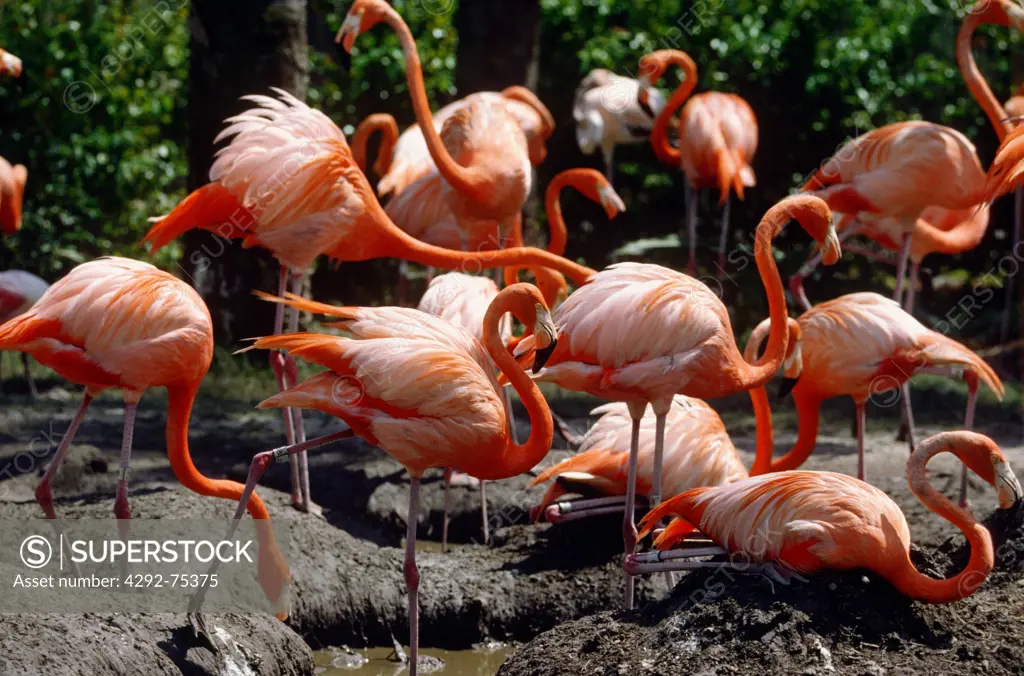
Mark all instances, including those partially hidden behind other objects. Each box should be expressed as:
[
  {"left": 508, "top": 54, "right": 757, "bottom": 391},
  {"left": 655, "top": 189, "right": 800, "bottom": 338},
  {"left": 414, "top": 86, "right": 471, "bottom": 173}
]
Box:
[
  {"left": 685, "top": 183, "right": 698, "bottom": 275},
  {"left": 789, "top": 224, "right": 863, "bottom": 312},
  {"left": 541, "top": 495, "right": 650, "bottom": 523},
  {"left": 269, "top": 266, "right": 301, "bottom": 508},
  {"left": 187, "top": 429, "right": 352, "bottom": 625},
  {"left": 552, "top": 411, "right": 585, "bottom": 446},
  {"left": 855, "top": 401, "right": 866, "bottom": 482},
  {"left": 113, "top": 401, "right": 138, "bottom": 579},
  {"left": 405, "top": 475, "right": 422, "bottom": 676},
  {"left": 904, "top": 261, "right": 920, "bottom": 315},
  {"left": 1000, "top": 187, "right": 1022, "bottom": 343},
  {"left": 894, "top": 233, "right": 916, "bottom": 449},
  {"left": 621, "top": 406, "right": 645, "bottom": 610},
  {"left": 22, "top": 352, "right": 37, "bottom": 398},
  {"left": 286, "top": 272, "right": 319, "bottom": 516},
  {"left": 625, "top": 553, "right": 805, "bottom": 586},
  {"left": 960, "top": 378, "right": 978, "bottom": 507},
  {"left": 893, "top": 232, "right": 911, "bottom": 304},
  {"left": 716, "top": 195, "right": 731, "bottom": 281},
  {"left": 35, "top": 393, "right": 92, "bottom": 542},
  {"left": 441, "top": 467, "right": 452, "bottom": 553},
  {"left": 650, "top": 412, "right": 667, "bottom": 513}
]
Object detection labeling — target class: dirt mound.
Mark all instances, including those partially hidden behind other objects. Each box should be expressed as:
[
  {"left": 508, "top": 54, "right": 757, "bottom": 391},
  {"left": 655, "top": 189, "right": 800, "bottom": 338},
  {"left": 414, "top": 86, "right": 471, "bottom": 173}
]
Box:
[{"left": 499, "top": 506, "right": 1024, "bottom": 676}]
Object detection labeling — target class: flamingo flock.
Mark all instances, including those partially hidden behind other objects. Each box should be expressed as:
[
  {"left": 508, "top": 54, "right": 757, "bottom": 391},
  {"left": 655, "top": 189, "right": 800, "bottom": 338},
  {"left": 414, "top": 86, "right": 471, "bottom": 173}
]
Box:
[{"left": 3, "top": 1, "right": 1024, "bottom": 673}]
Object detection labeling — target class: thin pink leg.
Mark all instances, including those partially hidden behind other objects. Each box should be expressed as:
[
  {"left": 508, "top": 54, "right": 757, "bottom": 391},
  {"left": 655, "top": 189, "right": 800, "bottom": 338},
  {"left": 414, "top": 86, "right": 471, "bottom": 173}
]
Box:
[
  {"left": 621, "top": 405, "right": 645, "bottom": 610},
  {"left": 904, "top": 261, "right": 920, "bottom": 315},
  {"left": 686, "top": 183, "right": 698, "bottom": 275},
  {"left": 789, "top": 225, "right": 863, "bottom": 312},
  {"left": 270, "top": 266, "right": 301, "bottom": 507},
  {"left": 855, "top": 401, "right": 866, "bottom": 482},
  {"left": 405, "top": 476, "right": 422, "bottom": 676},
  {"left": 287, "top": 272, "right": 318, "bottom": 515},
  {"left": 35, "top": 393, "right": 92, "bottom": 521},
  {"left": 22, "top": 353, "right": 37, "bottom": 398},
  {"left": 716, "top": 195, "right": 731, "bottom": 281},
  {"left": 114, "top": 401, "right": 138, "bottom": 579},
  {"left": 960, "top": 373, "right": 979, "bottom": 507},
  {"left": 895, "top": 233, "right": 915, "bottom": 448}
]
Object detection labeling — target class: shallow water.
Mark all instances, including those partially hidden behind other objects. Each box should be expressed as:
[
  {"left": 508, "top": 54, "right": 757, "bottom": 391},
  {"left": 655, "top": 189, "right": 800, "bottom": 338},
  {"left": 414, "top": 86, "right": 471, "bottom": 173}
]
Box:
[{"left": 314, "top": 644, "right": 512, "bottom": 675}]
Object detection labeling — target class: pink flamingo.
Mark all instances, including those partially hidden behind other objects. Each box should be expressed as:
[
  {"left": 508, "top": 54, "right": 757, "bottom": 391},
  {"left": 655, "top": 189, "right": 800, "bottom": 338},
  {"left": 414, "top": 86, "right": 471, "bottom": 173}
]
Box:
[
  {"left": 0, "top": 155, "right": 27, "bottom": 236},
  {"left": 0, "top": 270, "right": 49, "bottom": 395},
  {"left": 217, "top": 283, "right": 561, "bottom": 676},
  {"left": 629, "top": 431, "right": 1021, "bottom": 605}
]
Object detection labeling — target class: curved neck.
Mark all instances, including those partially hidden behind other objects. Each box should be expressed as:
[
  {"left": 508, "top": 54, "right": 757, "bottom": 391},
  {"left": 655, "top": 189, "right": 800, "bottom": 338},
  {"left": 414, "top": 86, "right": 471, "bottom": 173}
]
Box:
[
  {"left": 482, "top": 290, "right": 554, "bottom": 477},
  {"left": 733, "top": 204, "right": 796, "bottom": 390},
  {"left": 891, "top": 435, "right": 995, "bottom": 602},
  {"left": 769, "top": 391, "right": 820, "bottom": 472},
  {"left": 543, "top": 170, "right": 586, "bottom": 257},
  {"left": 352, "top": 114, "right": 399, "bottom": 176},
  {"left": 380, "top": 5, "right": 483, "bottom": 195},
  {"left": 650, "top": 53, "right": 698, "bottom": 166},
  {"left": 915, "top": 207, "right": 990, "bottom": 255},
  {"left": 957, "top": 12, "right": 1013, "bottom": 141},
  {"left": 747, "top": 386, "right": 775, "bottom": 475},
  {"left": 364, "top": 201, "right": 596, "bottom": 285},
  {"left": 501, "top": 85, "right": 554, "bottom": 138}
]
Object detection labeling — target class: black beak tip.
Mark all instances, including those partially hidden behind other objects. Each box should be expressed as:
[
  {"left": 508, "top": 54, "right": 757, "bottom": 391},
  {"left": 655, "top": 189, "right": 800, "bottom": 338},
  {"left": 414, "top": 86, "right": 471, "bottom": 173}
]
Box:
[
  {"left": 777, "top": 377, "right": 799, "bottom": 399},
  {"left": 533, "top": 341, "right": 556, "bottom": 374}
]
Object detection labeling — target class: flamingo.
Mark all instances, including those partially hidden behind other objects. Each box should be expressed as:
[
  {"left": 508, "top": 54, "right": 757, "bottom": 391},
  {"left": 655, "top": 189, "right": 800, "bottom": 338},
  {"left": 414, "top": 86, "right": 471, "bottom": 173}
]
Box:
[
  {"left": 0, "top": 270, "right": 49, "bottom": 396},
  {"left": 791, "top": 0, "right": 1023, "bottom": 313},
  {"left": 638, "top": 50, "right": 758, "bottom": 278},
  {"left": 573, "top": 68, "right": 666, "bottom": 183},
  {"left": 418, "top": 168, "right": 625, "bottom": 549},
  {"left": 0, "top": 257, "right": 290, "bottom": 618},
  {"left": 745, "top": 292, "right": 1002, "bottom": 507},
  {"left": 512, "top": 193, "right": 843, "bottom": 609},
  {"left": 529, "top": 390, "right": 775, "bottom": 527},
  {"left": 0, "top": 48, "right": 21, "bottom": 77},
  {"left": 0, "top": 155, "right": 28, "bottom": 235},
  {"left": 628, "top": 430, "right": 1022, "bottom": 605},
  {"left": 338, "top": 1, "right": 545, "bottom": 257},
  {"left": 141, "top": 89, "right": 594, "bottom": 513},
  {"left": 216, "top": 283, "right": 561, "bottom": 676}
]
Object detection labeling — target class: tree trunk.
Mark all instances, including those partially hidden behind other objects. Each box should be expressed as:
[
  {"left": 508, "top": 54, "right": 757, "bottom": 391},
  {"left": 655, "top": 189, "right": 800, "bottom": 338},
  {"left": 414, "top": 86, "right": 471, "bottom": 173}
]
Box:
[
  {"left": 454, "top": 0, "right": 540, "bottom": 93},
  {"left": 182, "top": 0, "right": 308, "bottom": 346}
]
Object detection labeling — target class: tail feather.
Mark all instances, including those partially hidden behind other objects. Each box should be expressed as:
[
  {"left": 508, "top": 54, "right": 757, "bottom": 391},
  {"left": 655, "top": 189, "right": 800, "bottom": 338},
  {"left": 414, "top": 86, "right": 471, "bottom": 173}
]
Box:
[
  {"left": 714, "top": 149, "right": 736, "bottom": 205},
  {"left": 0, "top": 313, "right": 62, "bottom": 349},
  {"left": 984, "top": 125, "right": 1024, "bottom": 202},
  {"left": 241, "top": 332, "right": 351, "bottom": 375},
  {"left": 636, "top": 486, "right": 713, "bottom": 541},
  {"left": 919, "top": 335, "right": 1004, "bottom": 400},
  {"left": 253, "top": 290, "right": 358, "bottom": 322},
  {"left": 800, "top": 164, "right": 841, "bottom": 192},
  {"left": 652, "top": 517, "right": 698, "bottom": 550},
  {"left": 529, "top": 448, "right": 625, "bottom": 488},
  {"left": 142, "top": 183, "right": 256, "bottom": 252}
]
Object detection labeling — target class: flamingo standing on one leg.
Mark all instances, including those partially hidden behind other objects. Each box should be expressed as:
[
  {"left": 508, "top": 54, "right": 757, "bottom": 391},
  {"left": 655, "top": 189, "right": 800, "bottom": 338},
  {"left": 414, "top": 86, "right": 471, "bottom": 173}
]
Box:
[
  {"left": 745, "top": 292, "right": 1002, "bottom": 506},
  {"left": 0, "top": 48, "right": 22, "bottom": 77},
  {"left": 629, "top": 430, "right": 1022, "bottom": 605},
  {"left": 512, "top": 194, "right": 842, "bottom": 609},
  {"left": 0, "top": 270, "right": 49, "bottom": 396},
  {"left": 0, "top": 257, "right": 290, "bottom": 617},
  {"left": 418, "top": 169, "right": 626, "bottom": 550},
  {"left": 217, "top": 283, "right": 562, "bottom": 676},
  {"left": 142, "top": 90, "right": 595, "bottom": 511},
  {"left": 0, "top": 155, "right": 28, "bottom": 236},
  {"left": 573, "top": 68, "right": 666, "bottom": 183},
  {"left": 638, "top": 50, "right": 758, "bottom": 278}
]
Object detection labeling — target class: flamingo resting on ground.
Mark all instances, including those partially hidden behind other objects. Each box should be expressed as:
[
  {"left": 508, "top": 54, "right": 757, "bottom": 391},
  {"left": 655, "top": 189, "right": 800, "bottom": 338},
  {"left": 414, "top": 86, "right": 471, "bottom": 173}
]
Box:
[
  {"left": 142, "top": 89, "right": 593, "bottom": 512},
  {"left": 745, "top": 292, "right": 1002, "bottom": 506},
  {"left": 573, "top": 68, "right": 666, "bottom": 183},
  {"left": 0, "top": 257, "right": 289, "bottom": 617},
  {"left": 513, "top": 194, "right": 841, "bottom": 609},
  {"left": 638, "top": 50, "right": 758, "bottom": 278},
  {"left": 0, "top": 270, "right": 49, "bottom": 395},
  {"left": 629, "top": 431, "right": 1022, "bottom": 605},
  {"left": 418, "top": 168, "right": 625, "bottom": 549},
  {"left": 0, "top": 48, "right": 21, "bottom": 77},
  {"left": 216, "top": 283, "right": 561, "bottom": 676},
  {"left": 0, "top": 155, "right": 28, "bottom": 235}
]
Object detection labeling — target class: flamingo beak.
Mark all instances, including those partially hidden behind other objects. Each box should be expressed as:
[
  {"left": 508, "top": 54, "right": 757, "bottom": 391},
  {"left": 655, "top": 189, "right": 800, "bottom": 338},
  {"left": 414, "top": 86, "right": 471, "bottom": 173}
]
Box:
[
  {"left": 821, "top": 217, "right": 842, "bottom": 266},
  {"left": 995, "top": 461, "right": 1023, "bottom": 509},
  {"left": 597, "top": 185, "right": 626, "bottom": 219},
  {"left": 778, "top": 376, "right": 799, "bottom": 399},
  {"left": 335, "top": 12, "right": 363, "bottom": 54},
  {"left": 533, "top": 340, "right": 556, "bottom": 373}
]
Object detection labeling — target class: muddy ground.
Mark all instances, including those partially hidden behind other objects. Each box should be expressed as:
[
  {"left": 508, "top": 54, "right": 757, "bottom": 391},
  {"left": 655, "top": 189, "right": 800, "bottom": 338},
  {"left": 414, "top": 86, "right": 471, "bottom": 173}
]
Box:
[{"left": 1, "top": 379, "right": 1023, "bottom": 675}]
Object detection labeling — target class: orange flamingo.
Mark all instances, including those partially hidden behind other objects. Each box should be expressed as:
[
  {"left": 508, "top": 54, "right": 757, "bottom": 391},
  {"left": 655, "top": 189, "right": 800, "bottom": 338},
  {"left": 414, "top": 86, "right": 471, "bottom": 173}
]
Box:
[
  {"left": 0, "top": 155, "right": 28, "bottom": 235},
  {"left": 791, "top": 0, "right": 1023, "bottom": 313},
  {"left": 745, "top": 292, "right": 1002, "bottom": 505},
  {"left": 218, "top": 283, "right": 560, "bottom": 676},
  {"left": 529, "top": 390, "right": 776, "bottom": 528},
  {"left": 0, "top": 270, "right": 49, "bottom": 396},
  {"left": 0, "top": 47, "right": 21, "bottom": 77},
  {"left": 513, "top": 194, "right": 842, "bottom": 609},
  {"left": 338, "top": 1, "right": 541, "bottom": 255},
  {"left": 142, "top": 89, "right": 594, "bottom": 512},
  {"left": 0, "top": 257, "right": 290, "bottom": 618},
  {"left": 629, "top": 431, "right": 1022, "bottom": 604},
  {"left": 638, "top": 50, "right": 758, "bottom": 277}
]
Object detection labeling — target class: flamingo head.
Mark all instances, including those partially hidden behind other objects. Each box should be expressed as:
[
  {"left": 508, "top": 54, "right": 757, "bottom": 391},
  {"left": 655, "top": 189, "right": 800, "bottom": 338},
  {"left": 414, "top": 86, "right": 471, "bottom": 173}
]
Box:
[
  {"left": 335, "top": 0, "right": 389, "bottom": 53},
  {"left": 0, "top": 49, "right": 22, "bottom": 78},
  {"left": 941, "top": 431, "right": 1022, "bottom": 509},
  {"left": 531, "top": 301, "right": 558, "bottom": 373},
  {"left": 781, "top": 320, "right": 804, "bottom": 381},
  {"left": 637, "top": 50, "right": 674, "bottom": 88},
  {"left": 971, "top": 0, "right": 1024, "bottom": 31},
  {"left": 782, "top": 195, "right": 842, "bottom": 266}
]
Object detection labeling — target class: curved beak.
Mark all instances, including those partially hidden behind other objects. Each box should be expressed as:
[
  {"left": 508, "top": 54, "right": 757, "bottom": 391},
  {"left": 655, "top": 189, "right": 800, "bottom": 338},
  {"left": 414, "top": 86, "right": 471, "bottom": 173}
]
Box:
[
  {"left": 777, "top": 376, "right": 799, "bottom": 399},
  {"left": 533, "top": 339, "right": 557, "bottom": 374},
  {"left": 598, "top": 185, "right": 626, "bottom": 219},
  {"left": 335, "top": 12, "right": 362, "bottom": 54},
  {"left": 996, "top": 461, "right": 1023, "bottom": 510},
  {"left": 821, "top": 218, "right": 842, "bottom": 266}
]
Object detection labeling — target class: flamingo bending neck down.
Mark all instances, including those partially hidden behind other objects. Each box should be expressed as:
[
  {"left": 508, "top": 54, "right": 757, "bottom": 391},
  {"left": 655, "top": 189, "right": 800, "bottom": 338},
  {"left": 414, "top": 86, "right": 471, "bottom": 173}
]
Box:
[
  {"left": 0, "top": 270, "right": 49, "bottom": 396},
  {"left": 0, "top": 257, "right": 290, "bottom": 619},
  {"left": 629, "top": 431, "right": 1022, "bottom": 605},
  {"left": 216, "top": 283, "right": 560, "bottom": 676},
  {"left": 639, "top": 49, "right": 758, "bottom": 279},
  {"left": 513, "top": 193, "right": 841, "bottom": 609}
]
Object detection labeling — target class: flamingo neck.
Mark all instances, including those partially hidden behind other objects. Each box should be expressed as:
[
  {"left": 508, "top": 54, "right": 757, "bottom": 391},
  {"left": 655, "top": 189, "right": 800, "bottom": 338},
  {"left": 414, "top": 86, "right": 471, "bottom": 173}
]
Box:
[
  {"left": 914, "top": 207, "right": 990, "bottom": 256},
  {"left": 957, "top": 12, "right": 1013, "bottom": 141},
  {"left": 543, "top": 171, "right": 584, "bottom": 257},
  {"left": 650, "top": 53, "right": 698, "bottom": 167},
  {"left": 747, "top": 386, "right": 775, "bottom": 475},
  {"left": 352, "top": 114, "right": 399, "bottom": 176},
  {"left": 891, "top": 435, "right": 995, "bottom": 603},
  {"left": 480, "top": 288, "right": 554, "bottom": 478},
  {"left": 380, "top": 4, "right": 482, "bottom": 195},
  {"left": 769, "top": 391, "right": 820, "bottom": 472}
]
